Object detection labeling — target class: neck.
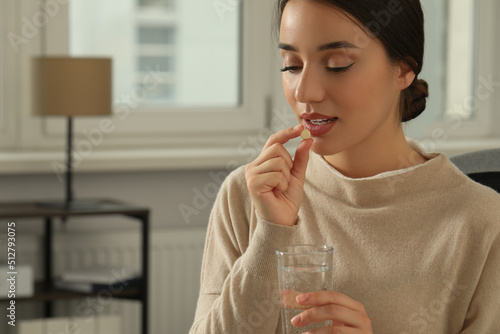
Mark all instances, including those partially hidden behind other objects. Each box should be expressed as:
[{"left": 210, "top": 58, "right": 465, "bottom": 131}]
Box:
[{"left": 323, "top": 125, "right": 428, "bottom": 178}]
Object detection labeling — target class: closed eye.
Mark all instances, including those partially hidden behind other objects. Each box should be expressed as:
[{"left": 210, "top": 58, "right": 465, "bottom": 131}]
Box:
[
  {"left": 280, "top": 66, "right": 301, "bottom": 73},
  {"left": 326, "top": 62, "right": 356, "bottom": 73},
  {"left": 280, "top": 62, "right": 356, "bottom": 73}
]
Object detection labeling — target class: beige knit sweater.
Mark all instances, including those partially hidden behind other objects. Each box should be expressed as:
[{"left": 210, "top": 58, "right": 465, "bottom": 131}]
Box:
[{"left": 190, "top": 145, "right": 500, "bottom": 334}]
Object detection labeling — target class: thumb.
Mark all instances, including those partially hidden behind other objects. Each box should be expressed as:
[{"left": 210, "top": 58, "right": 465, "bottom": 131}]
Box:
[{"left": 291, "top": 138, "right": 313, "bottom": 180}]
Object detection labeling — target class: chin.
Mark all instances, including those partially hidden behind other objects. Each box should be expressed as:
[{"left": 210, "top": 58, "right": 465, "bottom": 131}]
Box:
[{"left": 310, "top": 140, "right": 342, "bottom": 157}]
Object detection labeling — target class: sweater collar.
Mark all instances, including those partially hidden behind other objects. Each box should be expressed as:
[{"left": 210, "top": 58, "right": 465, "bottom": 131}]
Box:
[{"left": 304, "top": 141, "right": 465, "bottom": 207}]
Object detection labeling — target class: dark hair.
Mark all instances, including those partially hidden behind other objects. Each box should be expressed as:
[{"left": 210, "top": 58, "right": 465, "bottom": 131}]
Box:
[{"left": 274, "top": 0, "right": 429, "bottom": 122}]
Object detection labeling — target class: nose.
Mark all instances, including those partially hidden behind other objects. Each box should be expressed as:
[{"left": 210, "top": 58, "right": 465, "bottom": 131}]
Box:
[{"left": 294, "top": 65, "right": 325, "bottom": 103}]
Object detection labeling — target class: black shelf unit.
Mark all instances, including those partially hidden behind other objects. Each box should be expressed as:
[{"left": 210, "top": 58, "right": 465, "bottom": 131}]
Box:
[{"left": 0, "top": 199, "right": 150, "bottom": 334}]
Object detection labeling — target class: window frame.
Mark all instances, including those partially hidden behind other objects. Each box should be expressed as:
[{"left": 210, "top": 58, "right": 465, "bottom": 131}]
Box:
[
  {"left": 423, "top": 0, "right": 500, "bottom": 155},
  {"left": 39, "top": 0, "right": 271, "bottom": 142},
  {"left": 1, "top": 0, "right": 276, "bottom": 173}
]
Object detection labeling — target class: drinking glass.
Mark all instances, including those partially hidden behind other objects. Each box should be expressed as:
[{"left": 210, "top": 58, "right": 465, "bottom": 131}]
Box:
[{"left": 276, "top": 245, "right": 334, "bottom": 334}]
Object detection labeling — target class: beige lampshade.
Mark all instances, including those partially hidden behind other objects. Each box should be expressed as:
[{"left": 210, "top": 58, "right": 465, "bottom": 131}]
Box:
[{"left": 35, "top": 57, "right": 112, "bottom": 116}]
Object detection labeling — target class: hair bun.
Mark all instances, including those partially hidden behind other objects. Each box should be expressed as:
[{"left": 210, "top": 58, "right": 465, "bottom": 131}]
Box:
[{"left": 403, "top": 79, "right": 429, "bottom": 122}]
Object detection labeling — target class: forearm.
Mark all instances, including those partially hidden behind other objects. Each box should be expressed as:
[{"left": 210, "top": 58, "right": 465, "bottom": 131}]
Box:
[
  {"left": 190, "top": 218, "right": 296, "bottom": 334},
  {"left": 190, "top": 263, "right": 281, "bottom": 334}
]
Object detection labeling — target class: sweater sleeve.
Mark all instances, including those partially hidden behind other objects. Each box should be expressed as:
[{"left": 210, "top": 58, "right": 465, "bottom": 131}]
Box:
[
  {"left": 189, "top": 167, "right": 296, "bottom": 334},
  {"left": 460, "top": 231, "right": 500, "bottom": 333}
]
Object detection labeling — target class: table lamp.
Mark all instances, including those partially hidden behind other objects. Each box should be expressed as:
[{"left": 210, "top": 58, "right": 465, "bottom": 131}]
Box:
[{"left": 34, "top": 57, "right": 112, "bottom": 210}]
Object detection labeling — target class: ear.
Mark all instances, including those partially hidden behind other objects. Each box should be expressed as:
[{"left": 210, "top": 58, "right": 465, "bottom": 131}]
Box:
[{"left": 396, "top": 60, "right": 416, "bottom": 90}]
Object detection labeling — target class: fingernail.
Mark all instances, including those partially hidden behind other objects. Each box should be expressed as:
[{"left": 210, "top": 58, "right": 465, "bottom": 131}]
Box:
[
  {"left": 293, "top": 125, "right": 301, "bottom": 131},
  {"left": 297, "top": 294, "right": 309, "bottom": 303},
  {"left": 291, "top": 314, "right": 301, "bottom": 326}
]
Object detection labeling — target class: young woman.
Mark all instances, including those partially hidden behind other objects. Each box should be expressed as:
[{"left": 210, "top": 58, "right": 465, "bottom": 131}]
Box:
[{"left": 190, "top": 0, "right": 500, "bottom": 333}]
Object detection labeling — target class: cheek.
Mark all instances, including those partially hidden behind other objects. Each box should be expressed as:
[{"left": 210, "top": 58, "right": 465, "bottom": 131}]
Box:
[
  {"left": 327, "top": 75, "right": 368, "bottom": 113},
  {"left": 335, "top": 65, "right": 397, "bottom": 117},
  {"left": 282, "top": 76, "right": 295, "bottom": 102}
]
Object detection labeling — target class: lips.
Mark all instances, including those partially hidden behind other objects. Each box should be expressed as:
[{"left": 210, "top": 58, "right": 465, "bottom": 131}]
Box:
[
  {"left": 309, "top": 118, "right": 337, "bottom": 125},
  {"left": 301, "top": 113, "right": 338, "bottom": 137}
]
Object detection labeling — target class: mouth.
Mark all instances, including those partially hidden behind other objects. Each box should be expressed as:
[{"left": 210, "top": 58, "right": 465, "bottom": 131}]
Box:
[
  {"left": 308, "top": 117, "right": 338, "bottom": 125},
  {"left": 302, "top": 117, "right": 338, "bottom": 137}
]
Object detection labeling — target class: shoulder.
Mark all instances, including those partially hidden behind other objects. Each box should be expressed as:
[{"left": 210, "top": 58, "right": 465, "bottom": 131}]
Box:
[
  {"left": 446, "top": 153, "right": 500, "bottom": 213},
  {"left": 217, "top": 164, "right": 249, "bottom": 202},
  {"left": 457, "top": 177, "right": 500, "bottom": 221},
  {"left": 411, "top": 153, "right": 500, "bottom": 236},
  {"left": 447, "top": 164, "right": 500, "bottom": 241}
]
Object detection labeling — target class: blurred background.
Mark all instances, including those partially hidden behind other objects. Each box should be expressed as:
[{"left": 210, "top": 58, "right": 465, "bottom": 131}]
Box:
[{"left": 0, "top": 0, "right": 499, "bottom": 333}]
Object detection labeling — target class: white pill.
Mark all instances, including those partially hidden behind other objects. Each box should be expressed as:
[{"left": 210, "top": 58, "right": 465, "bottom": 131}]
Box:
[{"left": 300, "top": 129, "right": 311, "bottom": 140}]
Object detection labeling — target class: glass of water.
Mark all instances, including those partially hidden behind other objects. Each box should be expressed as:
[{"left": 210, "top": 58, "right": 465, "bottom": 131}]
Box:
[{"left": 276, "top": 245, "right": 334, "bottom": 334}]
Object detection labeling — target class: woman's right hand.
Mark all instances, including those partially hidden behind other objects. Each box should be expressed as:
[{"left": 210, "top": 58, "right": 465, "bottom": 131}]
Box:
[{"left": 245, "top": 125, "right": 313, "bottom": 226}]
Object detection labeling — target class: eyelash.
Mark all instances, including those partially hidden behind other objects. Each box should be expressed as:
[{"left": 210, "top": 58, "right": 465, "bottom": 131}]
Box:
[{"left": 280, "top": 63, "right": 356, "bottom": 74}]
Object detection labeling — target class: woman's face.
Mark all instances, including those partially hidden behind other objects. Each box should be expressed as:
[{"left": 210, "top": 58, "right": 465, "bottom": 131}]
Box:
[{"left": 280, "top": 0, "right": 411, "bottom": 157}]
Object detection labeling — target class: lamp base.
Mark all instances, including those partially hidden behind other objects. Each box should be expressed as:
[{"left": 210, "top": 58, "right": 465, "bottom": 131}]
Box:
[{"left": 36, "top": 199, "right": 103, "bottom": 211}]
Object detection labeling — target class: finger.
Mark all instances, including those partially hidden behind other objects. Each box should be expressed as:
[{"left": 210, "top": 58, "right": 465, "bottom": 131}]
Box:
[
  {"left": 251, "top": 143, "right": 294, "bottom": 171},
  {"left": 251, "top": 157, "right": 291, "bottom": 184},
  {"left": 247, "top": 172, "right": 289, "bottom": 195},
  {"left": 262, "top": 125, "right": 303, "bottom": 151},
  {"left": 280, "top": 290, "right": 311, "bottom": 310},
  {"left": 292, "top": 304, "right": 364, "bottom": 329},
  {"left": 291, "top": 137, "right": 313, "bottom": 180},
  {"left": 305, "top": 325, "right": 357, "bottom": 334},
  {"left": 297, "top": 291, "right": 365, "bottom": 313}
]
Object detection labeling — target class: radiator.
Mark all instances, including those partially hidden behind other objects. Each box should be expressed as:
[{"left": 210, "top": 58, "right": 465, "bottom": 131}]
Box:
[
  {"left": 0, "top": 228, "right": 206, "bottom": 334},
  {"left": 18, "top": 315, "right": 121, "bottom": 334}
]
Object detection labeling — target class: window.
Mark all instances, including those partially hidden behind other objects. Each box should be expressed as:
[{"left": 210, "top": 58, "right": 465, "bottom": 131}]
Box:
[
  {"left": 444, "top": 0, "right": 477, "bottom": 121},
  {"left": 406, "top": 0, "right": 499, "bottom": 154},
  {"left": 136, "top": 24, "right": 176, "bottom": 103},
  {"left": 52, "top": 0, "right": 250, "bottom": 137},
  {"left": 15, "top": 0, "right": 273, "bottom": 171},
  {"left": 402, "top": 0, "right": 449, "bottom": 140}
]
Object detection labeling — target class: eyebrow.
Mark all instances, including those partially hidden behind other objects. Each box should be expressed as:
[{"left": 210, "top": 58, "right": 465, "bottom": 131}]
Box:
[{"left": 278, "top": 41, "right": 358, "bottom": 52}]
